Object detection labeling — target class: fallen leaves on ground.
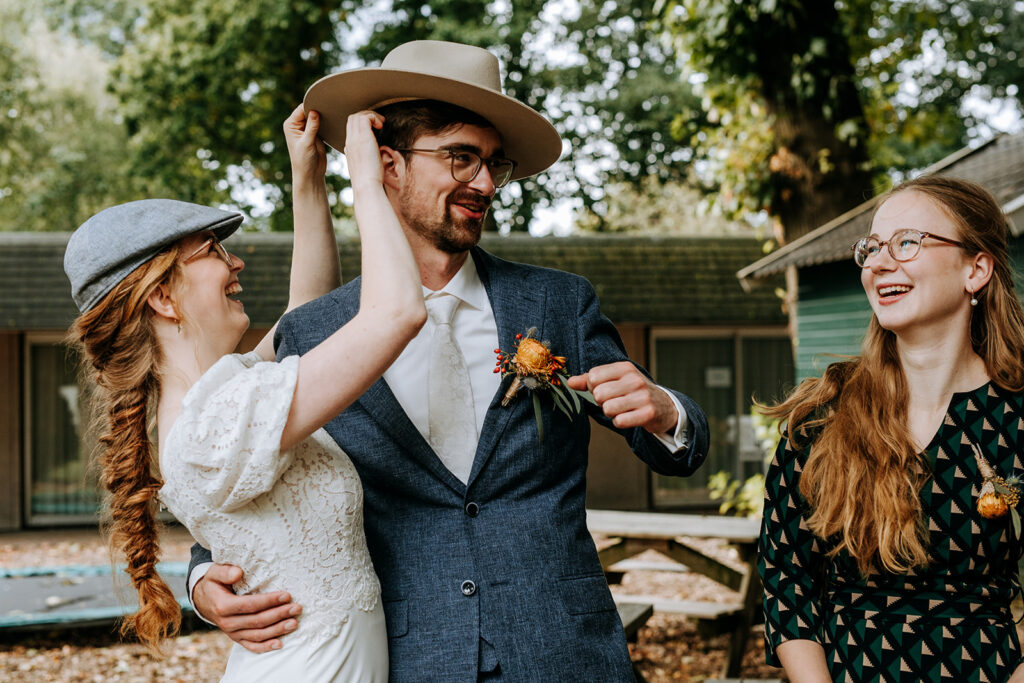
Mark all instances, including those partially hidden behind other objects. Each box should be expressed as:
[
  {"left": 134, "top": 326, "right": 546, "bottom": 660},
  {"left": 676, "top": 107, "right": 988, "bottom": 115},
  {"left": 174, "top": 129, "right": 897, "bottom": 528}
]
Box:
[
  {"left": 1, "top": 528, "right": 789, "bottom": 681},
  {"left": 0, "top": 630, "right": 233, "bottom": 682}
]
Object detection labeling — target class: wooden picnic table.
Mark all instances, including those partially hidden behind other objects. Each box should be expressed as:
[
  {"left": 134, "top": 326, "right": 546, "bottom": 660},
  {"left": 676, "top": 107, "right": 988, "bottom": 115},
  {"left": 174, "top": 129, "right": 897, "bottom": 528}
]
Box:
[{"left": 587, "top": 509, "right": 761, "bottom": 678}]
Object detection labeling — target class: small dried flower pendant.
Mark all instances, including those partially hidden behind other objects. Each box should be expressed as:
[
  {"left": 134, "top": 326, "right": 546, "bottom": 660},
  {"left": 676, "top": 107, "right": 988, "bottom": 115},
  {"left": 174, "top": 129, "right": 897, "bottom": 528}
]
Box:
[{"left": 972, "top": 444, "right": 1021, "bottom": 525}]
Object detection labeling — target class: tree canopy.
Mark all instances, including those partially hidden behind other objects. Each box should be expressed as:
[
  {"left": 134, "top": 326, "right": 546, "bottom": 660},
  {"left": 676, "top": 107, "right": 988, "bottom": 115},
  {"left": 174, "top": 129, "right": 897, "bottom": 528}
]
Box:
[
  {"left": 1, "top": 0, "right": 1021, "bottom": 237},
  {"left": 1, "top": 0, "right": 697, "bottom": 232},
  {"left": 0, "top": 2, "right": 143, "bottom": 231},
  {"left": 659, "top": 0, "right": 1024, "bottom": 241}
]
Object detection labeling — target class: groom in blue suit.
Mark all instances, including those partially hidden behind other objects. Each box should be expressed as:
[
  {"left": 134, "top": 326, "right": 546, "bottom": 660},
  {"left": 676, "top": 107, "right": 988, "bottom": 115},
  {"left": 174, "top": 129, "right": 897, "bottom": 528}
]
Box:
[{"left": 189, "top": 40, "right": 709, "bottom": 681}]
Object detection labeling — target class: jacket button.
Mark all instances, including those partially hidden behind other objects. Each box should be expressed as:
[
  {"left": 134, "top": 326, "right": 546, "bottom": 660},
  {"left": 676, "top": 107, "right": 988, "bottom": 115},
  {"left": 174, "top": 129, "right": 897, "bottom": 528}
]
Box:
[
  {"left": 465, "top": 502, "right": 480, "bottom": 517},
  {"left": 461, "top": 580, "right": 476, "bottom": 596}
]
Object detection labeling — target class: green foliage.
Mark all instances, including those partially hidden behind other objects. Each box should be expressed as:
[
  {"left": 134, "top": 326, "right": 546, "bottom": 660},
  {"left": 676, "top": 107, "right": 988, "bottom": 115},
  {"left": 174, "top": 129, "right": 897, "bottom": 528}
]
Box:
[
  {"left": 0, "top": 3, "right": 142, "bottom": 231},
  {"left": 542, "top": 0, "right": 702, "bottom": 208},
  {"left": 574, "top": 176, "right": 756, "bottom": 235},
  {"left": 706, "top": 409, "right": 781, "bottom": 518},
  {"left": 36, "top": 0, "right": 146, "bottom": 59},
  {"left": 109, "top": 0, "right": 347, "bottom": 230},
  {"left": 9, "top": 0, "right": 1019, "bottom": 237},
  {"left": 658, "top": 0, "right": 1024, "bottom": 240},
  {"left": 10, "top": 0, "right": 701, "bottom": 233},
  {"left": 707, "top": 470, "right": 765, "bottom": 518}
]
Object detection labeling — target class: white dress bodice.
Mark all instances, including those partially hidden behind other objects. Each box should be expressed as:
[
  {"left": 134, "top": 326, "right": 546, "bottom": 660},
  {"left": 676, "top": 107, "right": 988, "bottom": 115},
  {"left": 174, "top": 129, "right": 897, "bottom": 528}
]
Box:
[{"left": 158, "top": 352, "right": 385, "bottom": 679}]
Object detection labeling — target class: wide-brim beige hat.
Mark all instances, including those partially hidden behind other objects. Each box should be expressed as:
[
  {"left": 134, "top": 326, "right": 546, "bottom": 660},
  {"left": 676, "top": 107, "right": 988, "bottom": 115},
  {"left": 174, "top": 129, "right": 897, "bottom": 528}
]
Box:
[{"left": 303, "top": 40, "right": 562, "bottom": 181}]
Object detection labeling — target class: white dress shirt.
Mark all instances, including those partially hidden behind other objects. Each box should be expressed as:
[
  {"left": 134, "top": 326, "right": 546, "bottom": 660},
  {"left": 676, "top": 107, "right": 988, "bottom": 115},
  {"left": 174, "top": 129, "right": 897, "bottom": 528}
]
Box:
[{"left": 384, "top": 257, "right": 500, "bottom": 440}]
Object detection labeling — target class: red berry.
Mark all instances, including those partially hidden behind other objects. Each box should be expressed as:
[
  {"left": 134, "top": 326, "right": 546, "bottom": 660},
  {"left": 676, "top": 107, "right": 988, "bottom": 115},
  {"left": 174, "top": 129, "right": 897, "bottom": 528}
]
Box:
[{"left": 493, "top": 368, "right": 500, "bottom": 373}]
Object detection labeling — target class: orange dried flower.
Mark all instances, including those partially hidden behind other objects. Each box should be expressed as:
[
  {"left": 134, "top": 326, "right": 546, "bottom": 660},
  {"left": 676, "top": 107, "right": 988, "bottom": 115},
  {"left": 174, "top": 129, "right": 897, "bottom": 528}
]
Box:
[
  {"left": 494, "top": 328, "right": 595, "bottom": 440},
  {"left": 978, "top": 491, "right": 1009, "bottom": 519},
  {"left": 513, "top": 338, "right": 565, "bottom": 378},
  {"left": 973, "top": 446, "right": 1021, "bottom": 520}
]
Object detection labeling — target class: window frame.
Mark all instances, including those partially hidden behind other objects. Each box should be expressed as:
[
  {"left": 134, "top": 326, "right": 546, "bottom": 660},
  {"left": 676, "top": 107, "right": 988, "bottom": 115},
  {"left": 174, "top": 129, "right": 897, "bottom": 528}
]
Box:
[
  {"left": 647, "top": 325, "right": 791, "bottom": 509},
  {"left": 23, "top": 332, "right": 98, "bottom": 526}
]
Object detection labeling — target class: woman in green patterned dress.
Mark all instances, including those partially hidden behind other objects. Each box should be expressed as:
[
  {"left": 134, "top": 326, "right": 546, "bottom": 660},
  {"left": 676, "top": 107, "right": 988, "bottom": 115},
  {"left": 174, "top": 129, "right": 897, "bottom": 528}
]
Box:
[{"left": 759, "top": 175, "right": 1024, "bottom": 682}]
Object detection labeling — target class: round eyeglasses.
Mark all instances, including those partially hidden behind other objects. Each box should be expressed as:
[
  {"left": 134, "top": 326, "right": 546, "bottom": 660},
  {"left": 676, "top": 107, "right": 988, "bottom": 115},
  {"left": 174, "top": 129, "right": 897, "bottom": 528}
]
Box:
[
  {"left": 394, "top": 148, "right": 518, "bottom": 188},
  {"left": 851, "top": 229, "right": 966, "bottom": 268}
]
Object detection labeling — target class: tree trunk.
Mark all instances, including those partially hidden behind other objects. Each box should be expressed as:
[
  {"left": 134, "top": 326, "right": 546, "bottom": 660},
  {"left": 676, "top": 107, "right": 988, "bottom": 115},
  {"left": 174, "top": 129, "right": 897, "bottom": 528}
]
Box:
[
  {"left": 755, "top": 0, "right": 875, "bottom": 242},
  {"left": 767, "top": 105, "right": 873, "bottom": 242}
]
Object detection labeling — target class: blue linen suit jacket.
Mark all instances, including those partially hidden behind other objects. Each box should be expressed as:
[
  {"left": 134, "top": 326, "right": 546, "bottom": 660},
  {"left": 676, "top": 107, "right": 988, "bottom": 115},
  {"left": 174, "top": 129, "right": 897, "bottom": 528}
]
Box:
[{"left": 190, "top": 247, "right": 709, "bottom": 681}]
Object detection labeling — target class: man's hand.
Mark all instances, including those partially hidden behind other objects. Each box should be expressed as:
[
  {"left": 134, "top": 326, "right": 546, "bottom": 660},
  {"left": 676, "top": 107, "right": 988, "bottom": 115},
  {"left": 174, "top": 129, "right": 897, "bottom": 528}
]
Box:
[
  {"left": 568, "top": 361, "right": 678, "bottom": 435},
  {"left": 193, "top": 563, "right": 302, "bottom": 653}
]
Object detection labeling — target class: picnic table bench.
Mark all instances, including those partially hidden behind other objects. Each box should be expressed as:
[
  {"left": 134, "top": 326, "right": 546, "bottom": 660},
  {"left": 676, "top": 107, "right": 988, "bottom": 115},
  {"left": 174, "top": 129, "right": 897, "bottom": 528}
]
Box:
[
  {"left": 616, "top": 601, "right": 655, "bottom": 642},
  {"left": 588, "top": 509, "right": 761, "bottom": 679}
]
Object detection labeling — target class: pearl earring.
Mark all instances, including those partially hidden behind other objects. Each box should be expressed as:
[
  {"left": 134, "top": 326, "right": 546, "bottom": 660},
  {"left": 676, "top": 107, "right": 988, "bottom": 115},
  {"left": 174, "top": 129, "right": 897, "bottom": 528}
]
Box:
[{"left": 969, "top": 292, "right": 978, "bottom": 306}]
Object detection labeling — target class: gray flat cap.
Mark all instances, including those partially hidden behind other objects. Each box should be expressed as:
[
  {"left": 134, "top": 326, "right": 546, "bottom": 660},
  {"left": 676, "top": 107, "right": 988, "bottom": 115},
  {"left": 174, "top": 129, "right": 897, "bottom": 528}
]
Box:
[{"left": 65, "top": 199, "right": 243, "bottom": 313}]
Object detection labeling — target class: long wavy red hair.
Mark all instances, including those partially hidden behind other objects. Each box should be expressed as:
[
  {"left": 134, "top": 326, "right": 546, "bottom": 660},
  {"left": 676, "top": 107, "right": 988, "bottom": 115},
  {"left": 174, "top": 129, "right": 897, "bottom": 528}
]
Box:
[
  {"left": 69, "top": 245, "right": 185, "bottom": 652},
  {"left": 763, "top": 175, "right": 1024, "bottom": 575}
]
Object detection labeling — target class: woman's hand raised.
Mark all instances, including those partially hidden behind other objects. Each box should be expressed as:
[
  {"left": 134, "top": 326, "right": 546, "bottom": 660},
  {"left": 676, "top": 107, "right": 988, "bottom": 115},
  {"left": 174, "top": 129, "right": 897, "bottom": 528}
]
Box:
[
  {"left": 344, "top": 110, "right": 386, "bottom": 189},
  {"left": 283, "top": 103, "right": 327, "bottom": 185}
]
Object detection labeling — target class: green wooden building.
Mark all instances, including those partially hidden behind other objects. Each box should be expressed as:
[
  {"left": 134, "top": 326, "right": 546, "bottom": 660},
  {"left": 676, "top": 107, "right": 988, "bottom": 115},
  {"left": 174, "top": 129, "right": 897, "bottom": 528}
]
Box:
[
  {"left": 0, "top": 233, "right": 790, "bottom": 529},
  {"left": 738, "top": 133, "right": 1024, "bottom": 381}
]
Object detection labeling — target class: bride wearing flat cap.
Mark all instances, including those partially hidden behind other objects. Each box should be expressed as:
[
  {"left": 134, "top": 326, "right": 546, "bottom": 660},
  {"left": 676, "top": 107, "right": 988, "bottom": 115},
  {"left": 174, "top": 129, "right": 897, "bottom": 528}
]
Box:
[{"left": 65, "top": 104, "right": 424, "bottom": 680}]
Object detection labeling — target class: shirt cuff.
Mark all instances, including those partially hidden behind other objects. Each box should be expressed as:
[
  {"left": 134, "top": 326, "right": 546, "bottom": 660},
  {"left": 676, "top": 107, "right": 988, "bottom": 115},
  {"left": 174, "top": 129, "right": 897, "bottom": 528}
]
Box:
[
  {"left": 188, "top": 561, "right": 216, "bottom": 625},
  {"left": 653, "top": 386, "right": 690, "bottom": 453}
]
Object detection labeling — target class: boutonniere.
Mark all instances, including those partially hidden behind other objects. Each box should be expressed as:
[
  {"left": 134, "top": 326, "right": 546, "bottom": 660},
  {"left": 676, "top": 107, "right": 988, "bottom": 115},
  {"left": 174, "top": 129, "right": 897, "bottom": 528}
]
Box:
[
  {"left": 494, "top": 327, "right": 596, "bottom": 442},
  {"left": 972, "top": 445, "right": 1022, "bottom": 531},
  {"left": 972, "top": 444, "right": 1024, "bottom": 603}
]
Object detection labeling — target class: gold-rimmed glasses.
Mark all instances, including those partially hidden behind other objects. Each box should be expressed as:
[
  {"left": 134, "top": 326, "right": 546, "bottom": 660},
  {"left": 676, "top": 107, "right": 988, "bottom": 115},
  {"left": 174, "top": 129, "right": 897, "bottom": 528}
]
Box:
[
  {"left": 851, "top": 229, "right": 966, "bottom": 268},
  {"left": 394, "top": 147, "right": 518, "bottom": 188},
  {"left": 184, "top": 235, "right": 234, "bottom": 267}
]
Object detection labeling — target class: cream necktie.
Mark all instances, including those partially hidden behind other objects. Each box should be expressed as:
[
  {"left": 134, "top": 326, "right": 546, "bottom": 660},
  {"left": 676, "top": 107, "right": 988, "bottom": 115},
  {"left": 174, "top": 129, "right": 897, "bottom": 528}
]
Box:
[{"left": 426, "top": 294, "right": 478, "bottom": 483}]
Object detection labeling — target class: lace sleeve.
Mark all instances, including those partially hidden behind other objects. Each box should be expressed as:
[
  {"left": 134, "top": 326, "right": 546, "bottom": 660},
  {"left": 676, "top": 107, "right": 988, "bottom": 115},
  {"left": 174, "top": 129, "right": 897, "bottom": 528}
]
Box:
[{"left": 162, "top": 353, "right": 300, "bottom": 512}]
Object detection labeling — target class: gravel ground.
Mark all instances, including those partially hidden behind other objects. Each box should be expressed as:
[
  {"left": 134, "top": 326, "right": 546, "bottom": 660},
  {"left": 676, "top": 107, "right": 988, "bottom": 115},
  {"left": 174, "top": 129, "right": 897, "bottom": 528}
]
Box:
[{"left": 1, "top": 527, "right": 783, "bottom": 682}]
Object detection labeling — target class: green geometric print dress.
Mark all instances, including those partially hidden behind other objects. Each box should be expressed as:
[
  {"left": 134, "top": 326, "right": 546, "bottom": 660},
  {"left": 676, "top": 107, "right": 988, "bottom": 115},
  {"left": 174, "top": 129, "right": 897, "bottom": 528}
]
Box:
[{"left": 759, "top": 382, "right": 1024, "bottom": 682}]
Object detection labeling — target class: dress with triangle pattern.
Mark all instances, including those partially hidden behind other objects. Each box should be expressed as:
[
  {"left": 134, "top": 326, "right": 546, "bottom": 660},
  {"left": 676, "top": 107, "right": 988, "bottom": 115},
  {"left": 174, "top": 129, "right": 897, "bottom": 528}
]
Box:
[{"left": 759, "top": 382, "right": 1024, "bottom": 681}]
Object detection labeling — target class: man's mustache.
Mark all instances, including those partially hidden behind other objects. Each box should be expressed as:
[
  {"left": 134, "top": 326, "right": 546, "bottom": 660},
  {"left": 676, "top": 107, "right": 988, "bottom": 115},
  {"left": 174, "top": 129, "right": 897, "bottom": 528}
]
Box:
[{"left": 447, "top": 191, "right": 492, "bottom": 214}]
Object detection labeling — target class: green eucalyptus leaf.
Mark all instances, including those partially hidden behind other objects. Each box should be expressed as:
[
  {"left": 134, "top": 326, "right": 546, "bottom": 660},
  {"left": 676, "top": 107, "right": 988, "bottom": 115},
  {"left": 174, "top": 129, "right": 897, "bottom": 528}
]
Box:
[
  {"left": 1017, "top": 552, "right": 1024, "bottom": 600},
  {"left": 550, "top": 384, "right": 572, "bottom": 418},
  {"left": 1013, "top": 508, "right": 1022, "bottom": 540},
  {"left": 558, "top": 374, "right": 581, "bottom": 413},
  {"left": 532, "top": 392, "right": 544, "bottom": 443}
]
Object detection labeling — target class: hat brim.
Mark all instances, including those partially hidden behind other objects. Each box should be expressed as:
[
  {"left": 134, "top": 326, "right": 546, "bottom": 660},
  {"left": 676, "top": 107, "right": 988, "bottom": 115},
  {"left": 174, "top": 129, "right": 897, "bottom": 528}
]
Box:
[{"left": 303, "top": 69, "right": 562, "bottom": 180}]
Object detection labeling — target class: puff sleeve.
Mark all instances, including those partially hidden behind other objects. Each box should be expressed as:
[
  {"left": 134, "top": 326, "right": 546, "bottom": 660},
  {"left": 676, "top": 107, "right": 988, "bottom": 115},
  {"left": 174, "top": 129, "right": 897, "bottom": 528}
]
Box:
[{"left": 160, "top": 352, "right": 300, "bottom": 513}]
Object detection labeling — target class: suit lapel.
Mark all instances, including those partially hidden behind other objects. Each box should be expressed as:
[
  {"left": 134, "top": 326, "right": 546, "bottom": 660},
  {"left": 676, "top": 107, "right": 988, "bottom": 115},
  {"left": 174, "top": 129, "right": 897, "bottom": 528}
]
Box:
[
  {"left": 469, "top": 249, "right": 547, "bottom": 483},
  {"left": 355, "top": 377, "right": 467, "bottom": 491},
  {"left": 339, "top": 279, "right": 467, "bottom": 493}
]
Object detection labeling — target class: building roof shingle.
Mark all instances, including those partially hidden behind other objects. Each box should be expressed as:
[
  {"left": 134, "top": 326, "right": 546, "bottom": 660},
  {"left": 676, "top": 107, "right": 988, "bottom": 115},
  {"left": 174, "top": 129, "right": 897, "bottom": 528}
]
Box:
[{"left": 1, "top": 233, "right": 785, "bottom": 330}]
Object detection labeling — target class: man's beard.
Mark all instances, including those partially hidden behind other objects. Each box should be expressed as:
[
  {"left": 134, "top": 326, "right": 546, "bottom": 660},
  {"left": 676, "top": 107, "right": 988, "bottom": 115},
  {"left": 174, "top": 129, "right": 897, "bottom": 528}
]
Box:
[{"left": 403, "top": 188, "right": 491, "bottom": 254}]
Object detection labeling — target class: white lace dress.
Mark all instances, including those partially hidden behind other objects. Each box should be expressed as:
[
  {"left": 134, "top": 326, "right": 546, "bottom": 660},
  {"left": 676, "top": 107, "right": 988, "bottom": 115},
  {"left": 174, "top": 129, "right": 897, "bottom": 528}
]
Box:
[{"left": 159, "top": 352, "right": 387, "bottom": 682}]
